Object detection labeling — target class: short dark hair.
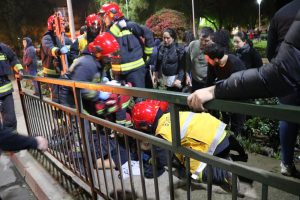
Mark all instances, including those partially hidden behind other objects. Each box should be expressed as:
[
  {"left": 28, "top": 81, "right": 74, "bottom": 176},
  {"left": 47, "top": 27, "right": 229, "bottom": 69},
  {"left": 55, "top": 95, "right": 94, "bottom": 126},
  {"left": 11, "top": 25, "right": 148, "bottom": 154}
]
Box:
[
  {"left": 211, "top": 30, "right": 230, "bottom": 53},
  {"left": 198, "top": 27, "right": 214, "bottom": 38},
  {"left": 203, "top": 43, "right": 224, "bottom": 59}
]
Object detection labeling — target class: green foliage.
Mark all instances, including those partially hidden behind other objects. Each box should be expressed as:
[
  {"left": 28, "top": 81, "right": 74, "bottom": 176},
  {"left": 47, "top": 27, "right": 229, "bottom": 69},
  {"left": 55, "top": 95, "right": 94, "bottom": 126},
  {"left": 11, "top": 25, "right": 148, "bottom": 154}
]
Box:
[
  {"left": 253, "top": 39, "right": 267, "bottom": 58},
  {"left": 241, "top": 98, "right": 280, "bottom": 157},
  {"left": 145, "top": 9, "right": 187, "bottom": 38}
]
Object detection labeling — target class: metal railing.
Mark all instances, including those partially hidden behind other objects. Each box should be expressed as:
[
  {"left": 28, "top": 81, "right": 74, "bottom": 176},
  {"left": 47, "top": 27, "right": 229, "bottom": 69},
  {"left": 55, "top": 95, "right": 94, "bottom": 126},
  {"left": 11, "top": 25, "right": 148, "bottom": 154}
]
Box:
[{"left": 17, "top": 75, "right": 300, "bottom": 200}]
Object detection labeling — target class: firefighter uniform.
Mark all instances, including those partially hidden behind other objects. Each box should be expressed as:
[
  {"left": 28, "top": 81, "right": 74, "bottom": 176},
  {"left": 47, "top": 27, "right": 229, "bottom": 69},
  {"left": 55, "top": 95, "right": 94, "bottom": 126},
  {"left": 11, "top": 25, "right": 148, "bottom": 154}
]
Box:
[
  {"left": 59, "top": 49, "right": 103, "bottom": 115},
  {"left": 0, "top": 43, "right": 23, "bottom": 131},
  {"left": 107, "top": 20, "right": 154, "bottom": 88},
  {"left": 41, "top": 31, "right": 72, "bottom": 103}
]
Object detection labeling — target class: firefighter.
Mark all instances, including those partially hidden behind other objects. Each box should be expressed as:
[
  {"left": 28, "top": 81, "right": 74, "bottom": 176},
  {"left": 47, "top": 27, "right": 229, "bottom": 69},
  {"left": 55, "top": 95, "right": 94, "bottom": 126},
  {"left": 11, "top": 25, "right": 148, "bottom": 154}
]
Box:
[
  {"left": 0, "top": 42, "right": 24, "bottom": 132},
  {"left": 69, "top": 13, "right": 103, "bottom": 62},
  {"left": 57, "top": 32, "right": 120, "bottom": 173},
  {"left": 59, "top": 32, "right": 120, "bottom": 115},
  {"left": 99, "top": 2, "right": 154, "bottom": 88},
  {"left": 41, "top": 14, "right": 72, "bottom": 103},
  {"left": 131, "top": 100, "right": 247, "bottom": 192}
]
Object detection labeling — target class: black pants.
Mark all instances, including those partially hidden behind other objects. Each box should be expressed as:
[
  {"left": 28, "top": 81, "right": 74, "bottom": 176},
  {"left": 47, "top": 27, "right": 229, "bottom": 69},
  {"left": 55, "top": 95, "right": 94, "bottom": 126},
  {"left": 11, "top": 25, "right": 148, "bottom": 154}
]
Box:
[
  {"left": 222, "top": 112, "right": 246, "bottom": 136},
  {"left": 0, "top": 93, "right": 17, "bottom": 131}
]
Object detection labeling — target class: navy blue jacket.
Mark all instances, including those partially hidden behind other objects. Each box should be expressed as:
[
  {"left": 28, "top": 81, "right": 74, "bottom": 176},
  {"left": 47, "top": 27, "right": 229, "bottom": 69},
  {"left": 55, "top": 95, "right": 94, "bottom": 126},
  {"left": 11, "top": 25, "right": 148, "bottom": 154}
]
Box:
[
  {"left": 0, "top": 128, "right": 37, "bottom": 151},
  {"left": 107, "top": 18, "right": 154, "bottom": 73},
  {"left": 41, "top": 31, "right": 72, "bottom": 77},
  {"left": 60, "top": 50, "right": 102, "bottom": 115},
  {"left": 0, "top": 43, "right": 23, "bottom": 96}
]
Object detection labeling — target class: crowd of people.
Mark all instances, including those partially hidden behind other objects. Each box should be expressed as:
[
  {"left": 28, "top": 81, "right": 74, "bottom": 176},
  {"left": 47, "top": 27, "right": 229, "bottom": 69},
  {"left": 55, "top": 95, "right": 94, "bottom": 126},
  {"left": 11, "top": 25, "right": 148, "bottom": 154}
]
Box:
[{"left": 1, "top": 0, "right": 300, "bottom": 196}]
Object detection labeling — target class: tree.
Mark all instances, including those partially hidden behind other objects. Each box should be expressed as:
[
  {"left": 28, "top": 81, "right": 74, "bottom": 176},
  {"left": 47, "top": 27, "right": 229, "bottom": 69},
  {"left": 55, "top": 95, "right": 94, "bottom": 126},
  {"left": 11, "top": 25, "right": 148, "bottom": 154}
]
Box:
[
  {"left": 145, "top": 9, "right": 187, "bottom": 38},
  {"left": 0, "top": 0, "right": 53, "bottom": 55}
]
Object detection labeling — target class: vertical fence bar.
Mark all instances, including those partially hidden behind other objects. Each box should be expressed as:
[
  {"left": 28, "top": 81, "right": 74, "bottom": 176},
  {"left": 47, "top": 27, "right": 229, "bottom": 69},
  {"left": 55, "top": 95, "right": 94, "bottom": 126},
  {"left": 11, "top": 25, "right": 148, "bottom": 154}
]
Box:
[
  {"left": 151, "top": 144, "right": 160, "bottom": 200},
  {"left": 167, "top": 151, "right": 175, "bottom": 200},
  {"left": 185, "top": 157, "right": 191, "bottom": 200},
  {"left": 262, "top": 184, "right": 268, "bottom": 200},
  {"left": 137, "top": 140, "right": 147, "bottom": 200},
  {"left": 169, "top": 103, "right": 181, "bottom": 148},
  {"left": 207, "top": 164, "right": 213, "bottom": 200},
  {"left": 115, "top": 136, "right": 125, "bottom": 198},
  {"left": 124, "top": 135, "right": 136, "bottom": 200},
  {"left": 106, "top": 128, "right": 118, "bottom": 200},
  {"left": 73, "top": 87, "right": 97, "bottom": 199},
  {"left": 232, "top": 173, "right": 238, "bottom": 200},
  {"left": 96, "top": 125, "right": 110, "bottom": 197}
]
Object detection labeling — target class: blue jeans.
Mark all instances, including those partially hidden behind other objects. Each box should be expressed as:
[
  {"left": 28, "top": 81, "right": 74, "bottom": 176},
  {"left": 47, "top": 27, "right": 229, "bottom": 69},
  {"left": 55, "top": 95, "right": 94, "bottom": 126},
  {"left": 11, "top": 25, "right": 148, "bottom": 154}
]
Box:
[
  {"left": 29, "top": 69, "right": 39, "bottom": 94},
  {"left": 279, "top": 92, "right": 300, "bottom": 165}
]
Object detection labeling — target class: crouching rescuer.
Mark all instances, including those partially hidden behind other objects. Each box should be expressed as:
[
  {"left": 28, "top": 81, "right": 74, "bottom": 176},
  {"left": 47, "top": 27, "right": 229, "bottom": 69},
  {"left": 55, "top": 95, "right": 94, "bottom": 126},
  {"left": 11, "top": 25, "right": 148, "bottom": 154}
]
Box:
[{"left": 131, "top": 100, "right": 248, "bottom": 192}]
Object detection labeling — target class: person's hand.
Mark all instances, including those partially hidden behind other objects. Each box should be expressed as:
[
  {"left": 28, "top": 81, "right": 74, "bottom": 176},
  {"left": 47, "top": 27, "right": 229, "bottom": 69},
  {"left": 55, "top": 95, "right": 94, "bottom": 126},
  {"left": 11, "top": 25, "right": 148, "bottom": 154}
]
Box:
[
  {"left": 15, "top": 70, "right": 24, "bottom": 80},
  {"left": 152, "top": 72, "right": 158, "bottom": 85},
  {"left": 173, "top": 79, "right": 182, "bottom": 89},
  {"left": 187, "top": 86, "right": 216, "bottom": 112},
  {"left": 60, "top": 46, "right": 69, "bottom": 54},
  {"left": 185, "top": 73, "right": 192, "bottom": 86},
  {"left": 35, "top": 136, "right": 48, "bottom": 152}
]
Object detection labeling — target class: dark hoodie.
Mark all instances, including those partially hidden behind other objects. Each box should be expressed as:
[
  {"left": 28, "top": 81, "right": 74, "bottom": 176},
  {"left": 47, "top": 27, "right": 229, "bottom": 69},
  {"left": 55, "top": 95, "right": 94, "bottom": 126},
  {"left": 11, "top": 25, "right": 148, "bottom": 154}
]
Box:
[{"left": 23, "top": 37, "right": 37, "bottom": 71}]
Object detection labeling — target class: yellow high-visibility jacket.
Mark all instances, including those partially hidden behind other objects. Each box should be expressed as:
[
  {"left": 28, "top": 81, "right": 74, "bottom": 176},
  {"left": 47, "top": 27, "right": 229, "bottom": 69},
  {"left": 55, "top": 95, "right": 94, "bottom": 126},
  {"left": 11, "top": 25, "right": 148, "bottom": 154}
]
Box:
[{"left": 156, "top": 112, "right": 227, "bottom": 181}]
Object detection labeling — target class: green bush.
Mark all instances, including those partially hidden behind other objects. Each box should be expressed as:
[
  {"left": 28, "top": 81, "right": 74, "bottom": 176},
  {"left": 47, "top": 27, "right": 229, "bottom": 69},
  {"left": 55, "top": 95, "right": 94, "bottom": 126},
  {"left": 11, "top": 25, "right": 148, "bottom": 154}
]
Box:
[{"left": 253, "top": 40, "right": 267, "bottom": 58}]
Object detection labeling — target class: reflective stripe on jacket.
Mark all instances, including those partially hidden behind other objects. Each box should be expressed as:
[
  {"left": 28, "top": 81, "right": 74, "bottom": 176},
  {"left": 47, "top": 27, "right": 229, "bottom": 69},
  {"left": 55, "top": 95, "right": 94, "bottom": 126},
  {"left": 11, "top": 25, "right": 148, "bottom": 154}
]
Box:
[
  {"left": 108, "top": 19, "right": 154, "bottom": 73},
  {"left": 156, "top": 112, "right": 227, "bottom": 181}
]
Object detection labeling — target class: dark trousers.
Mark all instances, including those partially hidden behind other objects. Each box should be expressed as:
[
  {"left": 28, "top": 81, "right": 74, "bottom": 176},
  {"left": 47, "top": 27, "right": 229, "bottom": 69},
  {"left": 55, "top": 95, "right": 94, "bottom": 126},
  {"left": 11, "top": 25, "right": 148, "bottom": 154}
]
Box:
[
  {"left": 222, "top": 112, "right": 246, "bottom": 136},
  {"left": 0, "top": 94, "right": 17, "bottom": 131},
  {"left": 279, "top": 91, "right": 300, "bottom": 165},
  {"left": 118, "top": 66, "right": 146, "bottom": 88}
]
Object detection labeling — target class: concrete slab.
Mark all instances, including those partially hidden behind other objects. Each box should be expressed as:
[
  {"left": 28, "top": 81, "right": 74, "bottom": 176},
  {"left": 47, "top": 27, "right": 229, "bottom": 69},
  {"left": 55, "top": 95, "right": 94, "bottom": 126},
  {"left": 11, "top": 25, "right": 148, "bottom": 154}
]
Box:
[{"left": 0, "top": 156, "right": 16, "bottom": 187}]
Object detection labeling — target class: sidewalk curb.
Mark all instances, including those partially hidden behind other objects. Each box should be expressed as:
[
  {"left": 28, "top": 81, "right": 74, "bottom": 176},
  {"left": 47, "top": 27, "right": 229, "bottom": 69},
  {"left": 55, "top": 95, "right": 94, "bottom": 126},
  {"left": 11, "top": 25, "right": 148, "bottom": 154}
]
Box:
[{"left": 10, "top": 151, "right": 73, "bottom": 200}]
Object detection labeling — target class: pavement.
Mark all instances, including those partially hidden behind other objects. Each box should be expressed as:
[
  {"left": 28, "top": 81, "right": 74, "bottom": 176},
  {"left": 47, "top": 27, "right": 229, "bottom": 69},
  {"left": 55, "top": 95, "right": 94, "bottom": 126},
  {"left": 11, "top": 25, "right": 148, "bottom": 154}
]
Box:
[
  {"left": 0, "top": 79, "right": 72, "bottom": 200},
  {"left": 1, "top": 79, "right": 300, "bottom": 200}
]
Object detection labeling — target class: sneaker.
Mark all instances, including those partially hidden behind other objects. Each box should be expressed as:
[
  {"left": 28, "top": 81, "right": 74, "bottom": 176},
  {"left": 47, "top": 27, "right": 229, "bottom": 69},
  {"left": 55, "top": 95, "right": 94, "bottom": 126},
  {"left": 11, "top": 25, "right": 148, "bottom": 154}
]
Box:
[{"left": 280, "top": 162, "right": 297, "bottom": 176}]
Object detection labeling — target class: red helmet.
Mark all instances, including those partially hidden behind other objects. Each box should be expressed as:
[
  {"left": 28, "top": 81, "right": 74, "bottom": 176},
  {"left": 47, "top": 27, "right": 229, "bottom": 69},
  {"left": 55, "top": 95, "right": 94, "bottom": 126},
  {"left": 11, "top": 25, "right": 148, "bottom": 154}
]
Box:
[
  {"left": 132, "top": 101, "right": 160, "bottom": 131},
  {"left": 47, "top": 15, "right": 55, "bottom": 30},
  {"left": 88, "top": 32, "right": 119, "bottom": 59},
  {"left": 144, "top": 100, "right": 169, "bottom": 112},
  {"left": 85, "top": 13, "right": 102, "bottom": 29},
  {"left": 99, "top": 2, "right": 123, "bottom": 20}
]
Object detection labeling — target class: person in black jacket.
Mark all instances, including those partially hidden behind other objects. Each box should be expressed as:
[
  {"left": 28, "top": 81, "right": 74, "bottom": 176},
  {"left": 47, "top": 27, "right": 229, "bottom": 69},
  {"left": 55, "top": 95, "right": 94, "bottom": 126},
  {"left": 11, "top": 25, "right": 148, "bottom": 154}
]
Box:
[
  {"left": 154, "top": 28, "right": 185, "bottom": 92},
  {"left": 233, "top": 31, "right": 263, "bottom": 69},
  {"left": 187, "top": 9, "right": 300, "bottom": 176},
  {"left": 205, "top": 43, "right": 247, "bottom": 136},
  {"left": 0, "top": 128, "right": 48, "bottom": 152},
  {"left": 266, "top": 0, "right": 300, "bottom": 177}
]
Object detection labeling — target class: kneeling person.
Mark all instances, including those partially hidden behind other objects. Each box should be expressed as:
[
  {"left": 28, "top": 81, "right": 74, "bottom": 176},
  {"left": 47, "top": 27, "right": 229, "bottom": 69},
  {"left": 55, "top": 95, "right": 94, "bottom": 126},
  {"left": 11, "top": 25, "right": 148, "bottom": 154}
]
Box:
[{"left": 131, "top": 101, "right": 245, "bottom": 192}]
